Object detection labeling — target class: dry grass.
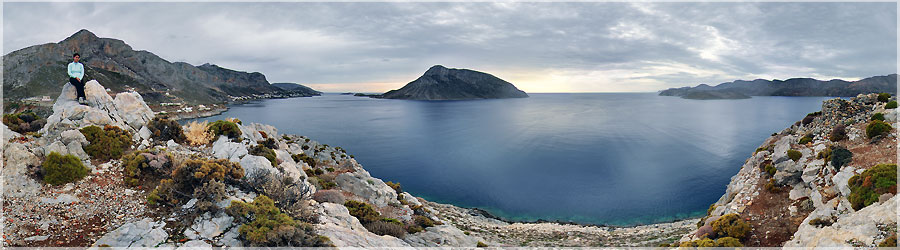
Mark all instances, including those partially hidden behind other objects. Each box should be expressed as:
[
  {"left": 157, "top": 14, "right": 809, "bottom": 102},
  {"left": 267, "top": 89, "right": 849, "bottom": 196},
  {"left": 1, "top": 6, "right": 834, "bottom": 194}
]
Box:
[
  {"left": 225, "top": 117, "right": 242, "bottom": 125},
  {"left": 184, "top": 121, "right": 214, "bottom": 146}
]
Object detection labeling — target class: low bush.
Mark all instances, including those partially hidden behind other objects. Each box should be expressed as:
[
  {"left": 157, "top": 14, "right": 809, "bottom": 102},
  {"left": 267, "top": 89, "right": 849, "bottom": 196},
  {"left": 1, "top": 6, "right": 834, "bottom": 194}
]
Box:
[
  {"left": 715, "top": 237, "right": 743, "bottom": 247},
  {"left": 364, "top": 220, "right": 406, "bottom": 238},
  {"left": 866, "top": 120, "right": 893, "bottom": 139},
  {"left": 208, "top": 120, "right": 242, "bottom": 139},
  {"left": 3, "top": 110, "right": 46, "bottom": 134},
  {"left": 292, "top": 154, "right": 316, "bottom": 167},
  {"left": 801, "top": 114, "right": 816, "bottom": 125},
  {"left": 259, "top": 138, "right": 278, "bottom": 149},
  {"left": 765, "top": 178, "right": 779, "bottom": 193},
  {"left": 817, "top": 147, "right": 832, "bottom": 160},
  {"left": 848, "top": 164, "right": 897, "bottom": 210},
  {"left": 147, "top": 117, "right": 186, "bottom": 143},
  {"left": 184, "top": 121, "right": 214, "bottom": 146},
  {"left": 830, "top": 125, "right": 848, "bottom": 141},
  {"left": 808, "top": 217, "right": 833, "bottom": 227},
  {"left": 122, "top": 151, "right": 172, "bottom": 186},
  {"left": 886, "top": 101, "right": 898, "bottom": 109},
  {"left": 871, "top": 113, "right": 886, "bottom": 121},
  {"left": 765, "top": 163, "right": 776, "bottom": 176},
  {"left": 386, "top": 181, "right": 402, "bottom": 193},
  {"left": 831, "top": 147, "right": 852, "bottom": 171},
  {"left": 258, "top": 131, "right": 268, "bottom": 139},
  {"left": 477, "top": 241, "right": 488, "bottom": 247},
  {"left": 879, "top": 93, "right": 892, "bottom": 102},
  {"left": 880, "top": 234, "right": 897, "bottom": 247},
  {"left": 148, "top": 158, "right": 243, "bottom": 210},
  {"left": 711, "top": 213, "right": 751, "bottom": 239},
  {"left": 249, "top": 144, "right": 277, "bottom": 167},
  {"left": 80, "top": 125, "right": 133, "bottom": 161},
  {"left": 226, "top": 117, "right": 242, "bottom": 125},
  {"left": 244, "top": 170, "right": 312, "bottom": 220},
  {"left": 798, "top": 134, "right": 813, "bottom": 144},
  {"left": 227, "top": 195, "right": 331, "bottom": 247},
  {"left": 42, "top": 152, "right": 89, "bottom": 185},
  {"left": 787, "top": 149, "right": 802, "bottom": 162},
  {"left": 413, "top": 215, "right": 435, "bottom": 228}
]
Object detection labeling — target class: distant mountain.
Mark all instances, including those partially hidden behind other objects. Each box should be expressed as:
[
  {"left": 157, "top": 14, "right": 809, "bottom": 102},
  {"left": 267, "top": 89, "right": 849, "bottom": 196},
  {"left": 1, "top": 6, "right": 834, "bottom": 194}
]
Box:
[
  {"left": 659, "top": 74, "right": 897, "bottom": 99},
  {"left": 379, "top": 65, "right": 528, "bottom": 100},
  {"left": 271, "top": 83, "right": 322, "bottom": 96},
  {"left": 3, "top": 29, "right": 291, "bottom": 105}
]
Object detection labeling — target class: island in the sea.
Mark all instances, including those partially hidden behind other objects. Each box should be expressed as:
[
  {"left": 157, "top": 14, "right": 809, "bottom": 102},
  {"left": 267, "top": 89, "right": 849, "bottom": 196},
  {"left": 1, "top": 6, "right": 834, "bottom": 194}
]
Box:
[
  {"left": 660, "top": 74, "right": 897, "bottom": 100},
  {"left": 372, "top": 65, "right": 528, "bottom": 100}
]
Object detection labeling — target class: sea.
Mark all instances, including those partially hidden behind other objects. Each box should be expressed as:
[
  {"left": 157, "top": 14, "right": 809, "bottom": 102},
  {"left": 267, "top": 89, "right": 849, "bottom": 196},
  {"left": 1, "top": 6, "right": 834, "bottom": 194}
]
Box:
[{"left": 190, "top": 93, "right": 832, "bottom": 226}]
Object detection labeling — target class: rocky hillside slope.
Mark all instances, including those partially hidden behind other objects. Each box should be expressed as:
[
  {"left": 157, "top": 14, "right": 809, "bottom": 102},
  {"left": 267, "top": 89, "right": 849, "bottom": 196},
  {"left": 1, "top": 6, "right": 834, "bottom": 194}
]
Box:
[
  {"left": 3, "top": 80, "right": 698, "bottom": 247},
  {"left": 3, "top": 29, "right": 309, "bottom": 106},
  {"left": 379, "top": 65, "right": 528, "bottom": 100},
  {"left": 672, "top": 93, "right": 897, "bottom": 247},
  {"left": 660, "top": 74, "right": 897, "bottom": 99}
]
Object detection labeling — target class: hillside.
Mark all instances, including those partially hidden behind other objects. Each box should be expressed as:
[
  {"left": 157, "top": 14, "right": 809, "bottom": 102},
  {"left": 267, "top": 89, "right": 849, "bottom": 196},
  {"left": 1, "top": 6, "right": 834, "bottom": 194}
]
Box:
[
  {"left": 2, "top": 29, "right": 313, "bottom": 107},
  {"left": 271, "top": 83, "right": 322, "bottom": 96},
  {"left": 379, "top": 65, "right": 528, "bottom": 100},
  {"left": 660, "top": 74, "right": 897, "bottom": 99}
]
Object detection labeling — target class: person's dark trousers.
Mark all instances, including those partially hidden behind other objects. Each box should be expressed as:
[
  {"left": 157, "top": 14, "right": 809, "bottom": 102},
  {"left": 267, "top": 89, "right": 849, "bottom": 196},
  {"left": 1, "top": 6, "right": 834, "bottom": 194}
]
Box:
[{"left": 69, "top": 77, "right": 85, "bottom": 100}]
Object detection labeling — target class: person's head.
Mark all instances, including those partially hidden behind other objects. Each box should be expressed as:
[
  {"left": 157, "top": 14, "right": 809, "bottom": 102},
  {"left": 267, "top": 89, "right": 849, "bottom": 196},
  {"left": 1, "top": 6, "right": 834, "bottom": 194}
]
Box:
[{"left": 73, "top": 53, "right": 80, "bottom": 62}]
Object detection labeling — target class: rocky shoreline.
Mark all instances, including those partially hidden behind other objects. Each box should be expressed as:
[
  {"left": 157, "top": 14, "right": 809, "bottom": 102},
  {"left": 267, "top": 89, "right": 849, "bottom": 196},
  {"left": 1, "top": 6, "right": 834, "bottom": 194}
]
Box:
[{"left": 2, "top": 80, "right": 895, "bottom": 247}]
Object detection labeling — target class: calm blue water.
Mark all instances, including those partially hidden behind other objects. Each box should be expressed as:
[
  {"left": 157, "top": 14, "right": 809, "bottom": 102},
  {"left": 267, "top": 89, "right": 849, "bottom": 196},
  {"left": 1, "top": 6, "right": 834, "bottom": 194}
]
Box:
[{"left": 191, "top": 93, "right": 831, "bottom": 226}]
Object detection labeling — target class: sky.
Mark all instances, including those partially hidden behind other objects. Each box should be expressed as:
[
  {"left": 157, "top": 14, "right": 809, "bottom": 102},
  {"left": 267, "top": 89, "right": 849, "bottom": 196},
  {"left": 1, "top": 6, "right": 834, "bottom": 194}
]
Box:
[{"left": 3, "top": 2, "right": 897, "bottom": 93}]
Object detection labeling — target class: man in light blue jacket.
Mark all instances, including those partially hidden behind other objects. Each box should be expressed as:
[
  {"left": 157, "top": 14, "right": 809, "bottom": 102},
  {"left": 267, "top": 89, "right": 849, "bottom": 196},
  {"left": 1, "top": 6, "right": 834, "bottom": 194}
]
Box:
[{"left": 68, "top": 53, "right": 86, "bottom": 104}]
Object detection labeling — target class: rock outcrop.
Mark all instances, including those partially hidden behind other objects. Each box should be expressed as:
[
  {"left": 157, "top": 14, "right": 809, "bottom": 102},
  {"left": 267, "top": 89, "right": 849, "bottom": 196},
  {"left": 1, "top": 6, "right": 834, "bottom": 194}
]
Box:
[{"left": 380, "top": 65, "right": 528, "bottom": 100}]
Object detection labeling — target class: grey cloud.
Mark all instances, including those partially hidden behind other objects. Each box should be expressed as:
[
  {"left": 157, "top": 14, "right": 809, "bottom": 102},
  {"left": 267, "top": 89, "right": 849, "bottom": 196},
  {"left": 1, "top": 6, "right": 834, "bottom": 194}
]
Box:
[{"left": 3, "top": 2, "right": 896, "bottom": 92}]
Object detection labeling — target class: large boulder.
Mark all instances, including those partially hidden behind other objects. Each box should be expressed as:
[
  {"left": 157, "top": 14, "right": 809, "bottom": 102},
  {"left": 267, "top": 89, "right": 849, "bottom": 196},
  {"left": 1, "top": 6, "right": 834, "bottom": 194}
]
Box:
[
  {"left": 403, "top": 224, "right": 481, "bottom": 247},
  {"left": 183, "top": 212, "right": 234, "bottom": 241},
  {"left": 113, "top": 92, "right": 154, "bottom": 130},
  {"left": 316, "top": 203, "right": 410, "bottom": 247},
  {"left": 42, "top": 80, "right": 154, "bottom": 136},
  {"left": 785, "top": 196, "right": 898, "bottom": 247},
  {"left": 239, "top": 154, "right": 277, "bottom": 179},
  {"left": 335, "top": 170, "right": 400, "bottom": 207},
  {"left": 2, "top": 143, "right": 41, "bottom": 197},
  {"left": 772, "top": 135, "right": 795, "bottom": 163},
  {"left": 212, "top": 136, "right": 248, "bottom": 162},
  {"left": 91, "top": 218, "right": 168, "bottom": 247}
]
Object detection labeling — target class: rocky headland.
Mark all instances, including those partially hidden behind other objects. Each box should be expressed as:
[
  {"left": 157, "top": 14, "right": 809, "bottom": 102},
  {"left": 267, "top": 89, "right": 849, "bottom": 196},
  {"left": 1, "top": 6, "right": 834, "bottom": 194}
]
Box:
[
  {"left": 660, "top": 74, "right": 897, "bottom": 100},
  {"left": 378, "top": 65, "right": 529, "bottom": 100},
  {"left": 2, "top": 80, "right": 895, "bottom": 247}
]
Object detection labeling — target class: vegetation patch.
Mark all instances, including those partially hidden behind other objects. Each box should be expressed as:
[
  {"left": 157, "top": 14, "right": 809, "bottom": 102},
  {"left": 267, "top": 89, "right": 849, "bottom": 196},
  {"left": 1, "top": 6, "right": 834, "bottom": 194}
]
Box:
[
  {"left": 227, "top": 195, "right": 331, "bottom": 247},
  {"left": 184, "top": 121, "right": 214, "bottom": 146},
  {"left": 798, "top": 134, "right": 813, "bottom": 144},
  {"left": 866, "top": 120, "right": 893, "bottom": 139},
  {"left": 3, "top": 110, "right": 46, "bottom": 134},
  {"left": 878, "top": 93, "right": 892, "bottom": 102},
  {"left": 886, "top": 101, "right": 898, "bottom": 109},
  {"left": 147, "top": 117, "right": 186, "bottom": 143},
  {"left": 830, "top": 125, "right": 848, "bottom": 141},
  {"left": 871, "top": 113, "right": 886, "bottom": 121},
  {"left": 122, "top": 150, "right": 173, "bottom": 187},
  {"left": 386, "top": 181, "right": 402, "bottom": 193},
  {"left": 848, "top": 164, "right": 897, "bottom": 211},
  {"left": 711, "top": 213, "right": 751, "bottom": 239},
  {"left": 292, "top": 154, "right": 316, "bottom": 167},
  {"left": 765, "top": 163, "right": 776, "bottom": 176},
  {"left": 42, "top": 152, "right": 89, "bottom": 186},
  {"left": 208, "top": 120, "right": 242, "bottom": 139},
  {"left": 801, "top": 111, "right": 820, "bottom": 125},
  {"left": 250, "top": 144, "right": 278, "bottom": 167},
  {"left": 787, "top": 149, "right": 802, "bottom": 162},
  {"left": 830, "top": 147, "right": 853, "bottom": 171},
  {"left": 148, "top": 158, "right": 243, "bottom": 211},
  {"left": 344, "top": 200, "right": 407, "bottom": 238},
  {"left": 80, "top": 125, "right": 133, "bottom": 161}
]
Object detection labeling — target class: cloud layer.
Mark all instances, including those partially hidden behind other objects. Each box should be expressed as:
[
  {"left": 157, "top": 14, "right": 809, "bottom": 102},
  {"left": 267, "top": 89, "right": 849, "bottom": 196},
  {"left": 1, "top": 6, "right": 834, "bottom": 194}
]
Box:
[{"left": 4, "top": 2, "right": 896, "bottom": 92}]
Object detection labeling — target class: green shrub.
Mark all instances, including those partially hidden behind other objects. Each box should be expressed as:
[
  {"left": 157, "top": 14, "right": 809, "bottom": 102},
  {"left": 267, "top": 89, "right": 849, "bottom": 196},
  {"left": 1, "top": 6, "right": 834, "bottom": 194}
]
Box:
[
  {"left": 208, "top": 120, "right": 242, "bottom": 139},
  {"left": 866, "top": 120, "right": 893, "bottom": 139},
  {"left": 871, "top": 113, "right": 886, "bottom": 121},
  {"left": 250, "top": 144, "right": 277, "bottom": 167},
  {"left": 798, "top": 134, "right": 813, "bottom": 144},
  {"left": 344, "top": 200, "right": 381, "bottom": 224},
  {"left": 886, "top": 101, "right": 898, "bottom": 109},
  {"left": 848, "top": 164, "right": 897, "bottom": 210},
  {"left": 292, "top": 154, "right": 316, "bottom": 167},
  {"left": 679, "top": 240, "right": 698, "bottom": 247},
  {"left": 258, "top": 138, "right": 278, "bottom": 149},
  {"left": 364, "top": 220, "right": 406, "bottom": 238},
  {"left": 831, "top": 147, "right": 853, "bottom": 171},
  {"left": 147, "top": 117, "right": 186, "bottom": 143},
  {"left": 3, "top": 110, "right": 46, "bottom": 134},
  {"left": 80, "top": 125, "right": 133, "bottom": 161},
  {"left": 228, "top": 195, "right": 331, "bottom": 247},
  {"left": 149, "top": 158, "right": 243, "bottom": 208},
  {"left": 326, "top": 167, "right": 334, "bottom": 172},
  {"left": 787, "top": 149, "right": 802, "bottom": 162},
  {"left": 414, "top": 215, "right": 436, "bottom": 228},
  {"left": 386, "top": 181, "right": 402, "bottom": 193},
  {"left": 765, "top": 178, "right": 779, "bottom": 193},
  {"left": 715, "top": 237, "right": 743, "bottom": 247},
  {"left": 808, "top": 217, "right": 833, "bottom": 227},
  {"left": 879, "top": 234, "right": 897, "bottom": 247},
  {"left": 711, "top": 214, "right": 751, "bottom": 239},
  {"left": 695, "top": 238, "right": 715, "bottom": 247},
  {"left": 406, "top": 225, "right": 424, "bottom": 234},
  {"left": 477, "top": 241, "right": 488, "bottom": 247},
  {"left": 765, "top": 163, "right": 776, "bottom": 176},
  {"left": 830, "top": 125, "right": 848, "bottom": 141},
  {"left": 122, "top": 151, "right": 173, "bottom": 187},
  {"left": 42, "top": 152, "right": 89, "bottom": 185},
  {"left": 879, "top": 93, "right": 892, "bottom": 102},
  {"left": 817, "top": 147, "right": 832, "bottom": 160}
]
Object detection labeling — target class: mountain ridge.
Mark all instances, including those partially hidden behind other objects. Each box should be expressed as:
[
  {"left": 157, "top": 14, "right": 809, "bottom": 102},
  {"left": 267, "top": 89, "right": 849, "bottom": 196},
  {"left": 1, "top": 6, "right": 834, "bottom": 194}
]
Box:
[
  {"left": 659, "top": 74, "right": 897, "bottom": 99},
  {"left": 379, "top": 65, "right": 529, "bottom": 100}
]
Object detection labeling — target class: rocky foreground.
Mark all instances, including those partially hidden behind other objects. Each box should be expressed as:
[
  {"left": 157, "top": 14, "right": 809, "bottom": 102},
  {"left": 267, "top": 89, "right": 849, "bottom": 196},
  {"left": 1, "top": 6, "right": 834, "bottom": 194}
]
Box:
[{"left": 2, "top": 80, "right": 895, "bottom": 248}]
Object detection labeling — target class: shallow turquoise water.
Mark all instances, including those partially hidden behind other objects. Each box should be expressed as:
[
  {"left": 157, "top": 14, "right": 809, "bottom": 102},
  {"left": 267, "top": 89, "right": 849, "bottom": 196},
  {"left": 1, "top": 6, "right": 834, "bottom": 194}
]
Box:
[{"left": 193, "top": 93, "right": 831, "bottom": 226}]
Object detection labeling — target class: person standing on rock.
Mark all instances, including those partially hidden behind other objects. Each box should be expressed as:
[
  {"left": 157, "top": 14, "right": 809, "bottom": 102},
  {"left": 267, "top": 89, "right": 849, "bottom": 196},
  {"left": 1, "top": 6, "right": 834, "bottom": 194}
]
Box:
[{"left": 67, "top": 53, "right": 87, "bottom": 105}]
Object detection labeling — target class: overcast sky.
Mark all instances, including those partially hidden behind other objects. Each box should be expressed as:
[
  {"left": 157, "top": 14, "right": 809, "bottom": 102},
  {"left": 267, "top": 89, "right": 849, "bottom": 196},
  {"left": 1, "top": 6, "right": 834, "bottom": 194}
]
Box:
[{"left": 4, "top": 2, "right": 897, "bottom": 93}]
